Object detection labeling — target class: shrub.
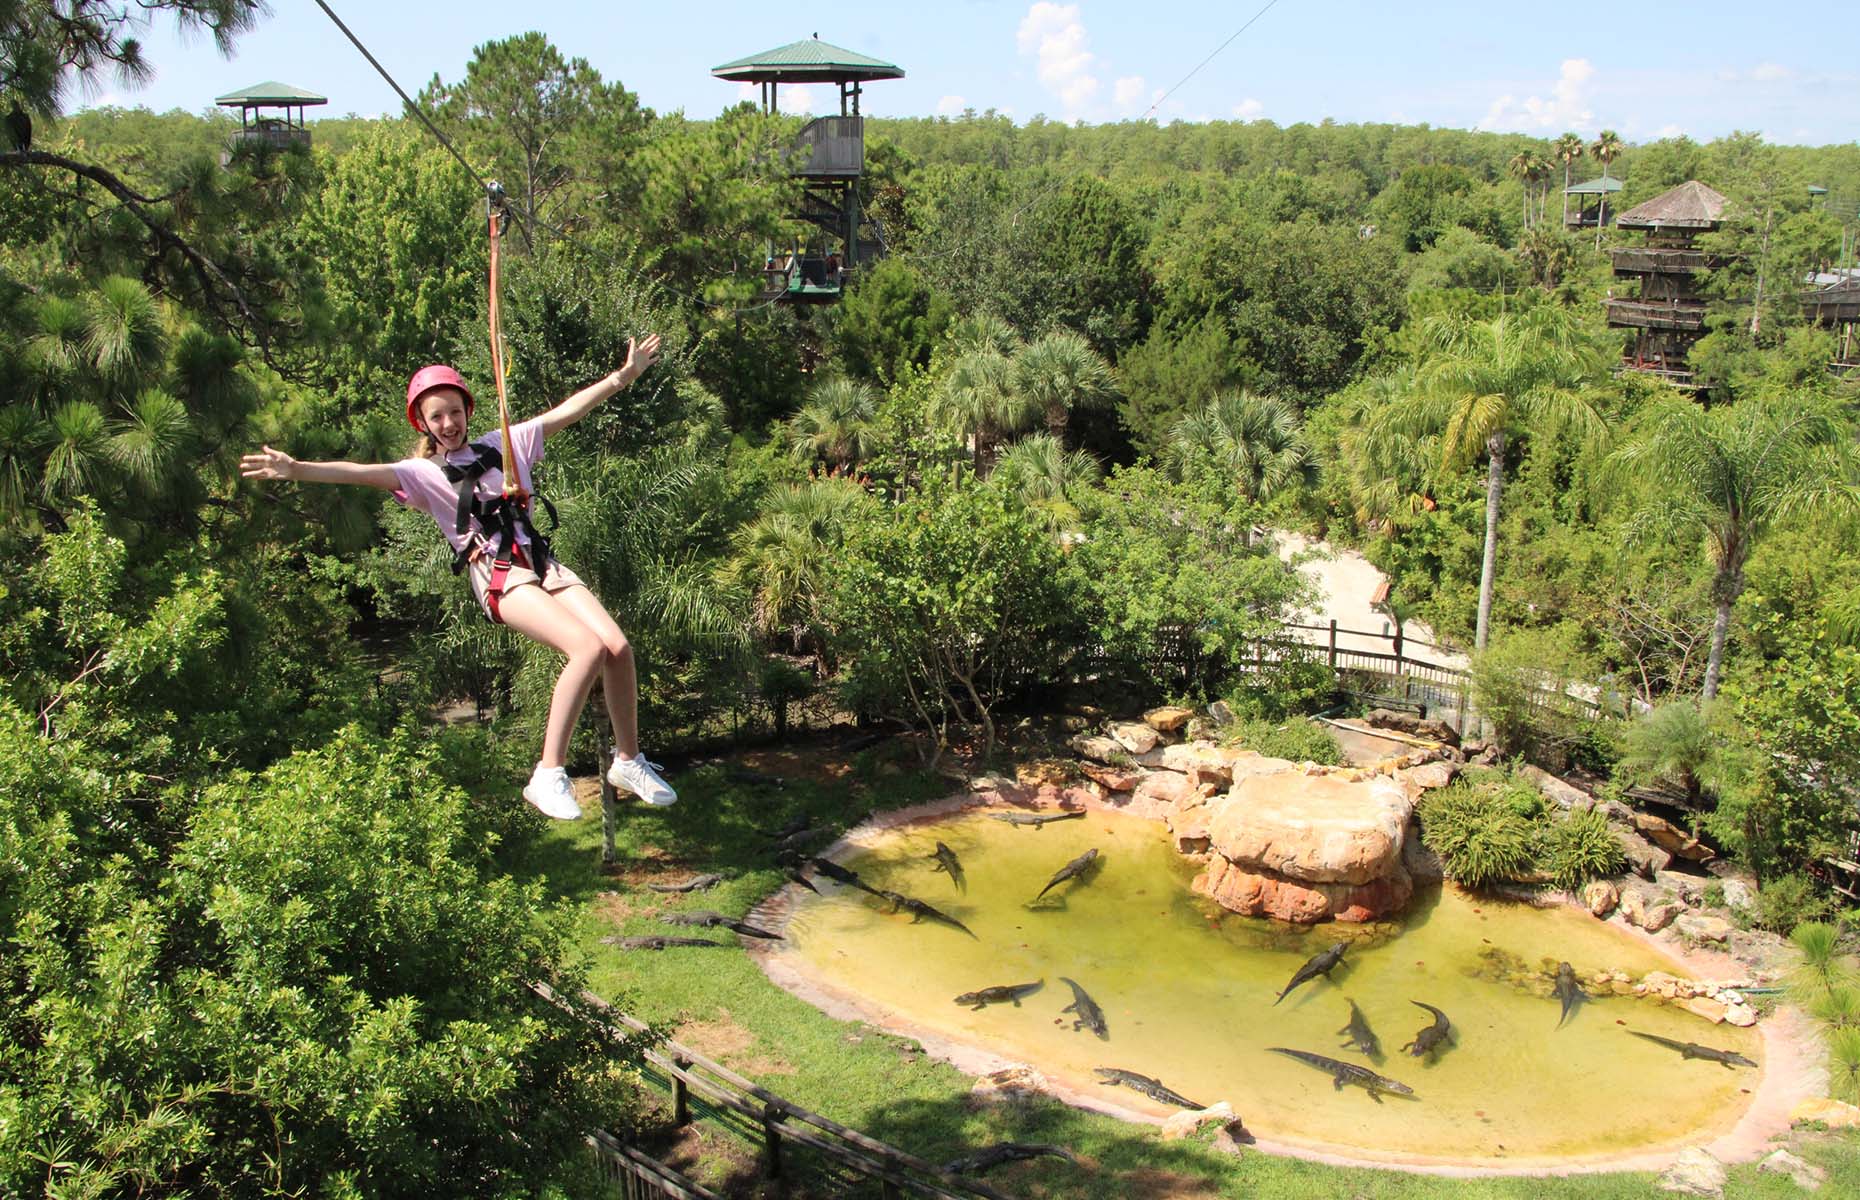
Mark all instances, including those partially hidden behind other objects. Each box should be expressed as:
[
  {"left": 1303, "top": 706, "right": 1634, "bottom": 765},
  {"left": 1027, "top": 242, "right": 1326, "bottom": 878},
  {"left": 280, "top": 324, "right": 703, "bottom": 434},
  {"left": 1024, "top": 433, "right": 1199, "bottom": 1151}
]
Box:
[
  {"left": 1224, "top": 716, "right": 1342, "bottom": 766},
  {"left": 1544, "top": 807, "right": 1626, "bottom": 890},
  {"left": 1616, "top": 699, "right": 1720, "bottom": 804},
  {"left": 1754, "top": 876, "right": 1841, "bottom": 935},
  {"left": 1418, "top": 782, "right": 1540, "bottom": 888},
  {"left": 1468, "top": 626, "right": 1595, "bottom": 763},
  {"left": 1812, "top": 986, "right": 1860, "bottom": 1031},
  {"left": 1831, "top": 1026, "right": 1860, "bottom": 1105},
  {"left": 1787, "top": 920, "right": 1856, "bottom": 993}
]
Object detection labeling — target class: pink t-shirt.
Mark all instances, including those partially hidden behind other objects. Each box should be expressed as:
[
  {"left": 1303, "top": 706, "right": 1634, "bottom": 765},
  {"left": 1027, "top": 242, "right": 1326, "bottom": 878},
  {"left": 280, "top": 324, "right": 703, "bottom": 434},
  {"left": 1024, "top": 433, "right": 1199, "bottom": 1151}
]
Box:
[{"left": 392, "top": 417, "right": 545, "bottom": 555}]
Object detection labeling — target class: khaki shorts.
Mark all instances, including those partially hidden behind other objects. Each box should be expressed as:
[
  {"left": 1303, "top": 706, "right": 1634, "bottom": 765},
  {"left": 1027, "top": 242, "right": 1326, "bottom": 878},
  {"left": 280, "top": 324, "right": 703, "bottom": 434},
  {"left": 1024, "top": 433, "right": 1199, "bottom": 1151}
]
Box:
[{"left": 467, "top": 545, "right": 587, "bottom": 622}]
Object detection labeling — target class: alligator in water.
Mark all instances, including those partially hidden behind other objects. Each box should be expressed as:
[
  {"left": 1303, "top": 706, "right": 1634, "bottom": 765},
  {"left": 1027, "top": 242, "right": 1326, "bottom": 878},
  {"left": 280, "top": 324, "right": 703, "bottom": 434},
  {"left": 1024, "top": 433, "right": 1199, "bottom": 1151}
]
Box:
[
  {"left": 939, "top": 1142, "right": 1080, "bottom": 1175},
  {"left": 1092, "top": 1067, "right": 1204, "bottom": 1110},
  {"left": 1059, "top": 976, "right": 1109, "bottom": 1039},
  {"left": 953, "top": 980, "right": 1043, "bottom": 1009},
  {"left": 1267, "top": 1047, "right": 1415, "bottom": 1102},
  {"left": 1553, "top": 961, "right": 1586, "bottom": 1028},
  {"left": 1275, "top": 941, "right": 1347, "bottom": 1005},
  {"left": 931, "top": 841, "right": 966, "bottom": 891},
  {"left": 1627, "top": 1030, "right": 1757, "bottom": 1068},
  {"left": 646, "top": 873, "right": 723, "bottom": 894},
  {"left": 1036, "top": 847, "right": 1102, "bottom": 899},
  {"left": 878, "top": 890, "right": 978, "bottom": 938},
  {"left": 1338, "top": 998, "right": 1380, "bottom": 1058},
  {"left": 1403, "top": 1001, "right": 1453, "bottom": 1059},
  {"left": 599, "top": 935, "right": 726, "bottom": 950},
  {"left": 989, "top": 810, "right": 1086, "bottom": 829},
  {"left": 807, "top": 857, "right": 884, "bottom": 897}
]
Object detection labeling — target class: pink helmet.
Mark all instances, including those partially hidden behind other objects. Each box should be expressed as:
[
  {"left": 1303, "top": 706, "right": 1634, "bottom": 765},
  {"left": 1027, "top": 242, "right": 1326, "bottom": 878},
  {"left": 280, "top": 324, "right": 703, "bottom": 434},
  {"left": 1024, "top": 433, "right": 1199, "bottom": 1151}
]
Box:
[{"left": 405, "top": 365, "right": 475, "bottom": 431}]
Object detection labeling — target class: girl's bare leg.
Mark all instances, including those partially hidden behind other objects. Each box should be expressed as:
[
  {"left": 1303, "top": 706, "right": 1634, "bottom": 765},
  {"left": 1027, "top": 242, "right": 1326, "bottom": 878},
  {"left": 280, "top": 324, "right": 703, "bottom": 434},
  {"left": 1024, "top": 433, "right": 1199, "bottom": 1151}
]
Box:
[
  {"left": 552, "top": 585, "right": 639, "bottom": 757},
  {"left": 495, "top": 584, "right": 608, "bottom": 768}
]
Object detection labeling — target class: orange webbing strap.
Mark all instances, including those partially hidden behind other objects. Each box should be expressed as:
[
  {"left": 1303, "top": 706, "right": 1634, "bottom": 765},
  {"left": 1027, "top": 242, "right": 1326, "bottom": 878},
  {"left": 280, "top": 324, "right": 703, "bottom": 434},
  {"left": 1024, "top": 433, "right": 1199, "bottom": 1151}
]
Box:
[{"left": 486, "top": 198, "right": 525, "bottom": 502}]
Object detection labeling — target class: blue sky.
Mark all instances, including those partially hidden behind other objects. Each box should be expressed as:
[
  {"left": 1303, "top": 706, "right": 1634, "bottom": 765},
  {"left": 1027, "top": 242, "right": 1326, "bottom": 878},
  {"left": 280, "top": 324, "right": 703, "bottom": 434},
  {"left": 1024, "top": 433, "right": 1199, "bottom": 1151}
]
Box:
[{"left": 81, "top": 1, "right": 1859, "bottom": 145}]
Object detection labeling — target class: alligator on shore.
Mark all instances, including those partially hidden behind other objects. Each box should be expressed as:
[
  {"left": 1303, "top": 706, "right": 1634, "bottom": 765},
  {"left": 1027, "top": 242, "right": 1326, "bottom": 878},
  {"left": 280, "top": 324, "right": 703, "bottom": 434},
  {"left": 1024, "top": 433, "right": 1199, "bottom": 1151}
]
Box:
[
  {"left": 1092, "top": 1067, "right": 1204, "bottom": 1110},
  {"left": 1628, "top": 1030, "right": 1757, "bottom": 1068}
]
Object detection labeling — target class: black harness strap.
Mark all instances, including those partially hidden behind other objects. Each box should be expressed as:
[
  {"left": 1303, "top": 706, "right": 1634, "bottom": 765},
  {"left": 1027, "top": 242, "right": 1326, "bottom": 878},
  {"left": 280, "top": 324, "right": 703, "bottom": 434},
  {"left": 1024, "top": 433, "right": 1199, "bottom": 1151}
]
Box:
[{"left": 440, "top": 440, "right": 559, "bottom": 588}]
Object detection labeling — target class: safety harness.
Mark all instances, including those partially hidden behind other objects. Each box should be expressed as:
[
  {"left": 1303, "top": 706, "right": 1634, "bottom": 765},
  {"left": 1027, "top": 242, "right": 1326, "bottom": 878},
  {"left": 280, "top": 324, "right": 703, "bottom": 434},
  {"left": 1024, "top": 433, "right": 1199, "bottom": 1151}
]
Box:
[{"left": 442, "top": 440, "right": 559, "bottom": 625}]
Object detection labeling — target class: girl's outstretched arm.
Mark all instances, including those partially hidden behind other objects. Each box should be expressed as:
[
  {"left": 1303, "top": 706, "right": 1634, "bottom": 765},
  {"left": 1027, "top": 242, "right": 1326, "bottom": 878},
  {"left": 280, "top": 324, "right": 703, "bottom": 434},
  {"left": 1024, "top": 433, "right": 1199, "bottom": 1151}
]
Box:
[
  {"left": 537, "top": 333, "right": 662, "bottom": 438},
  {"left": 240, "top": 445, "right": 399, "bottom": 491}
]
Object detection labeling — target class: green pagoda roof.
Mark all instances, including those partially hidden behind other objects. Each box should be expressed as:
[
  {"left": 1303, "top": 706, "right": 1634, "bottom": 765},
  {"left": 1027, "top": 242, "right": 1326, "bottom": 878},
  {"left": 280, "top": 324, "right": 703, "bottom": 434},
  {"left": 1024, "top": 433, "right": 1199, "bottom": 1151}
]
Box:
[
  {"left": 1564, "top": 175, "right": 1624, "bottom": 195},
  {"left": 215, "top": 82, "right": 327, "bottom": 107},
  {"left": 712, "top": 38, "right": 904, "bottom": 85}
]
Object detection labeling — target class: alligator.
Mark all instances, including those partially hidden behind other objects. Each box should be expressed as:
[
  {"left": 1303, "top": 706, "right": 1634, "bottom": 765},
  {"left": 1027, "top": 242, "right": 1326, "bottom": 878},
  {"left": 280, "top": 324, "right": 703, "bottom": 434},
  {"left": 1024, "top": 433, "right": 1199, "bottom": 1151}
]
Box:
[
  {"left": 1092, "top": 1067, "right": 1204, "bottom": 1110},
  {"left": 807, "top": 857, "right": 884, "bottom": 896},
  {"left": 953, "top": 980, "right": 1044, "bottom": 1010},
  {"left": 1403, "top": 1001, "right": 1453, "bottom": 1059},
  {"left": 931, "top": 841, "right": 966, "bottom": 891},
  {"left": 878, "top": 890, "right": 978, "bottom": 938},
  {"left": 660, "top": 910, "right": 731, "bottom": 926},
  {"left": 755, "top": 814, "right": 811, "bottom": 839},
  {"left": 727, "top": 767, "right": 785, "bottom": 790},
  {"left": 990, "top": 810, "right": 1086, "bottom": 829},
  {"left": 1553, "top": 961, "right": 1586, "bottom": 1029},
  {"left": 939, "top": 1142, "right": 1080, "bottom": 1176},
  {"left": 1338, "top": 998, "right": 1380, "bottom": 1058},
  {"left": 1059, "top": 976, "right": 1109, "bottom": 1039},
  {"left": 1267, "top": 1047, "right": 1415, "bottom": 1102},
  {"left": 1036, "top": 848, "right": 1102, "bottom": 899},
  {"left": 1628, "top": 1030, "right": 1757, "bottom": 1068},
  {"left": 782, "top": 867, "right": 819, "bottom": 893},
  {"left": 646, "top": 873, "right": 723, "bottom": 894},
  {"left": 1274, "top": 941, "right": 1347, "bottom": 1005},
  {"left": 773, "top": 826, "right": 831, "bottom": 853},
  {"left": 599, "top": 935, "right": 726, "bottom": 951}
]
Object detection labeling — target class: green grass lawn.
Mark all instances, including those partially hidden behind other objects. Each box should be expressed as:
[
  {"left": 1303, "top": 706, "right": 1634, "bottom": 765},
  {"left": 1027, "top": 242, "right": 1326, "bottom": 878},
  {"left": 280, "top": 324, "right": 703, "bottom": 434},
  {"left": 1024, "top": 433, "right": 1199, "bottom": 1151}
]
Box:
[{"left": 510, "top": 742, "right": 1860, "bottom": 1199}]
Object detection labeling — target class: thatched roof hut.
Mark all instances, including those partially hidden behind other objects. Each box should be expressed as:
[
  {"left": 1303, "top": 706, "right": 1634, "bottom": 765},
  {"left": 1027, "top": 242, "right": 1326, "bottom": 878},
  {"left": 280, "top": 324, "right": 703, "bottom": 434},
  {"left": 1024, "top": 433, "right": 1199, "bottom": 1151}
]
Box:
[{"left": 1616, "top": 181, "right": 1728, "bottom": 231}]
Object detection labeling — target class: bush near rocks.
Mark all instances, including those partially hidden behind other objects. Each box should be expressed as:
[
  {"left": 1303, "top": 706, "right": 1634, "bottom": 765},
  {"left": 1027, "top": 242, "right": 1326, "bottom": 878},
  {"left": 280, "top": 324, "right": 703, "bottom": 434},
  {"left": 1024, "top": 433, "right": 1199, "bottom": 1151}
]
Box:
[{"left": 1222, "top": 716, "right": 1342, "bottom": 766}]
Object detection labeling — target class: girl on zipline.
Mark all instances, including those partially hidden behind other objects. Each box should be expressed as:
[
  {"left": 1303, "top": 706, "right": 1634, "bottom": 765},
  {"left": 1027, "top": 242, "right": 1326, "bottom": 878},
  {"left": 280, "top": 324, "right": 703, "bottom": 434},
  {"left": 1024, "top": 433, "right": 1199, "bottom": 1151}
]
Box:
[{"left": 238, "top": 337, "right": 676, "bottom": 820}]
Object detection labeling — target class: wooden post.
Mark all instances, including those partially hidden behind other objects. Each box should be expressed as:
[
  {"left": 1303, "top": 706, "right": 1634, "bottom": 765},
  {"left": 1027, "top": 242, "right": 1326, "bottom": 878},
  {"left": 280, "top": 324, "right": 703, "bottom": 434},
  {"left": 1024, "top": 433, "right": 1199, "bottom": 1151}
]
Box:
[
  {"left": 1392, "top": 625, "right": 1404, "bottom": 673},
  {"left": 601, "top": 746, "right": 620, "bottom": 867},
  {"left": 1328, "top": 619, "right": 1338, "bottom": 669},
  {"left": 762, "top": 1115, "right": 783, "bottom": 1179},
  {"left": 672, "top": 1057, "right": 691, "bottom": 1126}
]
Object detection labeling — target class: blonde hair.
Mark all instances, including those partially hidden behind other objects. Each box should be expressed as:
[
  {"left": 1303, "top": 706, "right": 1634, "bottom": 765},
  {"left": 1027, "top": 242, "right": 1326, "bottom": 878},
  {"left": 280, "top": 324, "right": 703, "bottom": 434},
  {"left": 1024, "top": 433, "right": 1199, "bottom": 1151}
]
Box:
[{"left": 408, "top": 431, "right": 443, "bottom": 460}]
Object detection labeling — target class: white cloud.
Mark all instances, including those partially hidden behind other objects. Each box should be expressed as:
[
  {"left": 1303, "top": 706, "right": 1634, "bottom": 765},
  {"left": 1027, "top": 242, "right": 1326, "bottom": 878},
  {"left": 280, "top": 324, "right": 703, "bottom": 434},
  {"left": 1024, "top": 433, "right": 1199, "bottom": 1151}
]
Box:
[
  {"left": 1653, "top": 122, "right": 1685, "bottom": 139},
  {"left": 1751, "top": 62, "right": 1796, "bottom": 82},
  {"left": 736, "top": 82, "right": 758, "bottom": 104},
  {"left": 936, "top": 94, "right": 969, "bottom": 117},
  {"left": 1477, "top": 57, "right": 1596, "bottom": 133},
  {"left": 781, "top": 84, "right": 819, "bottom": 115},
  {"left": 1233, "top": 98, "right": 1264, "bottom": 120},
  {"left": 1113, "top": 75, "right": 1146, "bottom": 113},
  {"left": 1017, "top": 2, "right": 1098, "bottom": 115}
]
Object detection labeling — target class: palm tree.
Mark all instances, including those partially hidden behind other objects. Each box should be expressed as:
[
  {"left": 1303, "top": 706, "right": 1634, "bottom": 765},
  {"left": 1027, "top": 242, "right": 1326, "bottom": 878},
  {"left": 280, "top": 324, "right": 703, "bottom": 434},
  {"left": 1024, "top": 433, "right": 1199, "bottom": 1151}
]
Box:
[
  {"left": 1507, "top": 148, "right": 1537, "bottom": 230},
  {"left": 785, "top": 376, "right": 878, "bottom": 472},
  {"left": 1589, "top": 129, "right": 1624, "bottom": 248},
  {"left": 717, "top": 478, "right": 868, "bottom": 663},
  {"left": 989, "top": 433, "right": 1102, "bottom": 532},
  {"left": 936, "top": 347, "right": 1018, "bottom": 476},
  {"left": 1609, "top": 396, "right": 1859, "bottom": 699},
  {"left": 1527, "top": 152, "right": 1555, "bottom": 227},
  {"left": 1010, "top": 329, "right": 1115, "bottom": 442},
  {"left": 1361, "top": 308, "right": 1606, "bottom": 650},
  {"left": 1168, "top": 390, "right": 1318, "bottom": 504},
  {"left": 1554, "top": 133, "right": 1585, "bottom": 226}
]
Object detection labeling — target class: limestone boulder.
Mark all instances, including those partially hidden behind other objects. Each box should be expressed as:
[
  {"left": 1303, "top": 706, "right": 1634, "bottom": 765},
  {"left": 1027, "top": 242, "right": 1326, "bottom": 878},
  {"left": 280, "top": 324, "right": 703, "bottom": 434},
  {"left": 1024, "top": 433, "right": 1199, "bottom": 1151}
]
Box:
[
  {"left": 1134, "top": 769, "right": 1197, "bottom": 809},
  {"left": 1721, "top": 879, "right": 1754, "bottom": 911},
  {"left": 1790, "top": 1097, "right": 1860, "bottom": 1130},
  {"left": 1160, "top": 1100, "right": 1232, "bottom": 1140},
  {"left": 970, "top": 1064, "right": 1050, "bottom": 1106},
  {"left": 1206, "top": 770, "right": 1413, "bottom": 886},
  {"left": 1675, "top": 913, "right": 1734, "bottom": 944},
  {"left": 1194, "top": 855, "right": 1414, "bottom": 924},
  {"left": 1207, "top": 699, "right": 1237, "bottom": 727},
  {"left": 1681, "top": 996, "right": 1728, "bottom": 1023},
  {"left": 1621, "top": 889, "right": 1680, "bottom": 932},
  {"left": 1657, "top": 1148, "right": 1726, "bottom": 1197},
  {"left": 1521, "top": 764, "right": 1592, "bottom": 811},
  {"left": 1161, "top": 740, "right": 1234, "bottom": 788},
  {"left": 1584, "top": 879, "right": 1620, "bottom": 917},
  {"left": 1143, "top": 705, "right": 1195, "bottom": 734},
  {"left": 1068, "top": 734, "right": 1127, "bottom": 765},
  {"left": 1617, "top": 827, "right": 1674, "bottom": 879},
  {"left": 1401, "top": 820, "right": 1445, "bottom": 886},
  {"left": 1395, "top": 760, "right": 1458, "bottom": 801},
  {"left": 1077, "top": 760, "right": 1147, "bottom": 793},
  {"left": 1634, "top": 811, "right": 1716, "bottom": 862},
  {"left": 1723, "top": 1002, "right": 1757, "bottom": 1027},
  {"left": 1226, "top": 750, "right": 1299, "bottom": 787},
  {"left": 1110, "top": 722, "right": 1161, "bottom": 755},
  {"left": 1759, "top": 1149, "right": 1825, "bottom": 1191}
]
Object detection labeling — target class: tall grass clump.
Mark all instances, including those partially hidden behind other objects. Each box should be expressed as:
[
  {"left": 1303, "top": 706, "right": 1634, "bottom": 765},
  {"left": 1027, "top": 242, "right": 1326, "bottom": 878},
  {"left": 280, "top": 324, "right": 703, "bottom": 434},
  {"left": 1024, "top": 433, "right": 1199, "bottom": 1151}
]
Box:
[
  {"left": 1788, "top": 921, "right": 1857, "bottom": 997},
  {"left": 1830, "top": 1027, "right": 1860, "bottom": 1105},
  {"left": 1543, "top": 807, "right": 1625, "bottom": 890},
  {"left": 1418, "top": 781, "right": 1540, "bottom": 888},
  {"left": 1811, "top": 986, "right": 1860, "bottom": 1031},
  {"left": 1224, "top": 716, "right": 1342, "bottom": 766}
]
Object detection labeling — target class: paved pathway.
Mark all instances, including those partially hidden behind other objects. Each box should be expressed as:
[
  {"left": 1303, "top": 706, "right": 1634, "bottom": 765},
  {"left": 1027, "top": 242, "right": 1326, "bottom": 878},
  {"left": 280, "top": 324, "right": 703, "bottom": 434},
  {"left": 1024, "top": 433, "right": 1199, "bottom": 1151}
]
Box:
[{"left": 1271, "top": 530, "right": 1469, "bottom": 669}]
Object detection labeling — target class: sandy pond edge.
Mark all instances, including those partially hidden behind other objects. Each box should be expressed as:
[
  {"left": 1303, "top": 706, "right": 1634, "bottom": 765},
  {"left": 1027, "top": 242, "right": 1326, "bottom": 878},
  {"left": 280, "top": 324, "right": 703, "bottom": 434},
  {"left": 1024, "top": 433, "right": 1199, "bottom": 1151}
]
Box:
[{"left": 743, "top": 787, "right": 1826, "bottom": 1178}]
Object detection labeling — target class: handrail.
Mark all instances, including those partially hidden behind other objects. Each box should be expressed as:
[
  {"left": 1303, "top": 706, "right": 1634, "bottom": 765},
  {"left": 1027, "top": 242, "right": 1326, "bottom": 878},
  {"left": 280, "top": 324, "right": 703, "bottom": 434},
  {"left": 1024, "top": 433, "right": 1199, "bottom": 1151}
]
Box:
[{"left": 531, "top": 982, "right": 1011, "bottom": 1200}]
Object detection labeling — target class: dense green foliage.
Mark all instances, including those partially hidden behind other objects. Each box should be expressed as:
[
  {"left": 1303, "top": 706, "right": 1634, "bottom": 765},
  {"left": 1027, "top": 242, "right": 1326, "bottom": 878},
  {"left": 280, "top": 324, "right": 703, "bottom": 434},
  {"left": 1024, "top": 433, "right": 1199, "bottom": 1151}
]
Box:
[{"left": 9, "top": 8, "right": 1860, "bottom": 1190}]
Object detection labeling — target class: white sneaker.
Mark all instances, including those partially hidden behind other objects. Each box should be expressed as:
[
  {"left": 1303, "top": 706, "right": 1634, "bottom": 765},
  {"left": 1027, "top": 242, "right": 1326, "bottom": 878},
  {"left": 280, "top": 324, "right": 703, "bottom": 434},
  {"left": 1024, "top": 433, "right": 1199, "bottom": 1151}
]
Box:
[
  {"left": 608, "top": 752, "right": 677, "bottom": 807},
  {"left": 522, "top": 765, "right": 582, "bottom": 820}
]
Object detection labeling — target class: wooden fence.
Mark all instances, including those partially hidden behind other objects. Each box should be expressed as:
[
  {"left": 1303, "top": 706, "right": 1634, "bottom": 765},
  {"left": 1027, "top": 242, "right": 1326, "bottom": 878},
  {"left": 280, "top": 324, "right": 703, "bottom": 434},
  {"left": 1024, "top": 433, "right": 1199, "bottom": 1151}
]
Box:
[
  {"left": 535, "top": 983, "right": 1012, "bottom": 1200},
  {"left": 588, "top": 1130, "right": 722, "bottom": 1199}
]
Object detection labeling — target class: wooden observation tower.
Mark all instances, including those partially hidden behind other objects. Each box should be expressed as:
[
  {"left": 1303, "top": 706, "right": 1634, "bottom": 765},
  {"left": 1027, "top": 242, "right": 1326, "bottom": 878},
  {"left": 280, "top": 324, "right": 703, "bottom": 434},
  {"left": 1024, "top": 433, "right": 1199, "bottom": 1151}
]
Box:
[
  {"left": 713, "top": 37, "right": 903, "bottom": 303},
  {"left": 215, "top": 81, "right": 326, "bottom": 153},
  {"left": 1604, "top": 180, "right": 1728, "bottom": 388}
]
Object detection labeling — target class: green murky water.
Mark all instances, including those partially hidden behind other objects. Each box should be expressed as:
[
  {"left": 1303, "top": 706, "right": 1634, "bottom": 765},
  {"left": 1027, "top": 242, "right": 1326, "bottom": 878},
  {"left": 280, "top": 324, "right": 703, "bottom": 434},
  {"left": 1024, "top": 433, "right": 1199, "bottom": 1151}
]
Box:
[{"left": 785, "top": 808, "right": 1760, "bottom": 1165}]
